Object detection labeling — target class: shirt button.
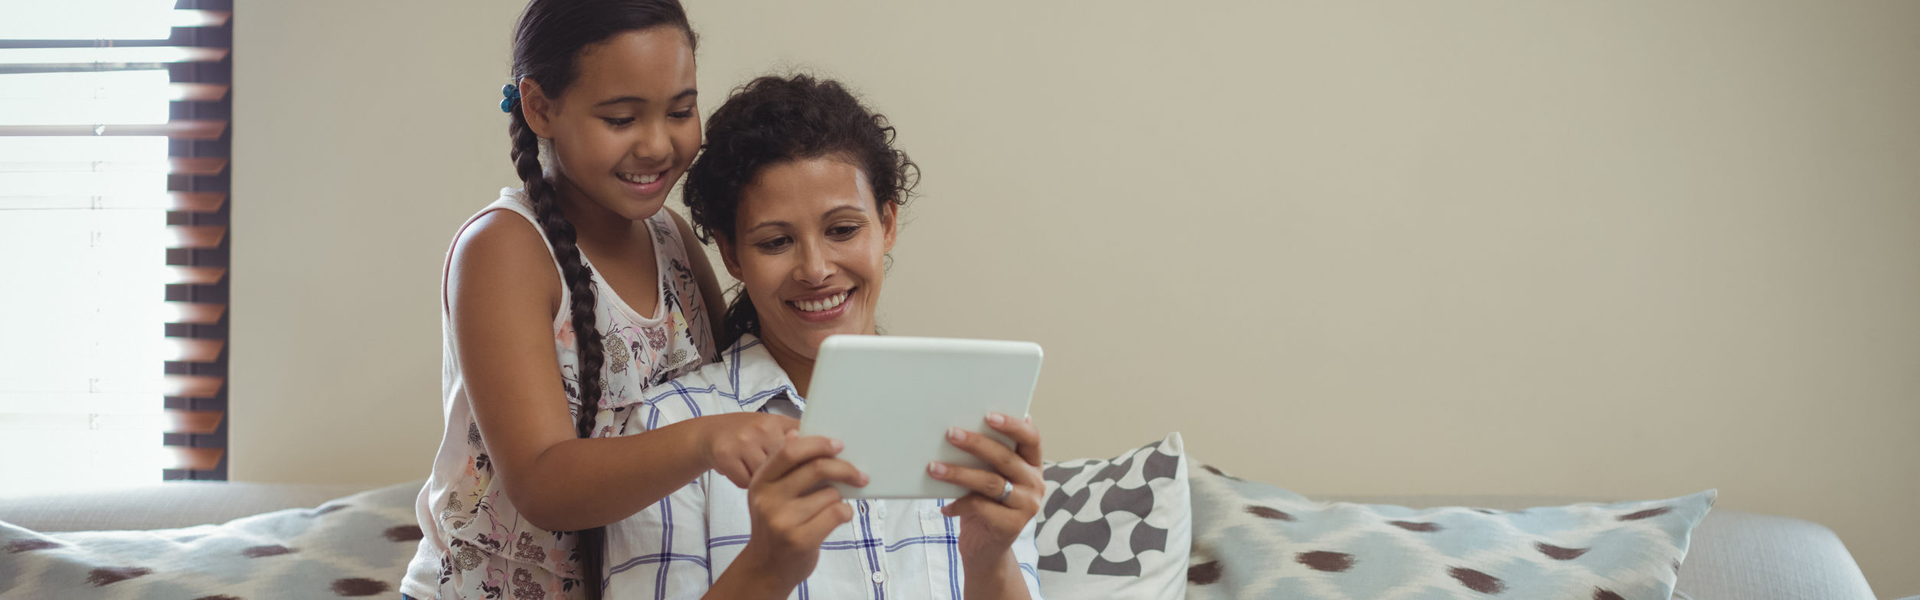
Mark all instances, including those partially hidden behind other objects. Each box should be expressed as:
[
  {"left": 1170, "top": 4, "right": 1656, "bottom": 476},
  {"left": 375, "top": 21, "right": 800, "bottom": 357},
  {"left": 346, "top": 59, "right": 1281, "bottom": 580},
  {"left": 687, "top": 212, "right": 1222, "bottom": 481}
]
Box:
[{"left": 871, "top": 571, "right": 886, "bottom": 584}]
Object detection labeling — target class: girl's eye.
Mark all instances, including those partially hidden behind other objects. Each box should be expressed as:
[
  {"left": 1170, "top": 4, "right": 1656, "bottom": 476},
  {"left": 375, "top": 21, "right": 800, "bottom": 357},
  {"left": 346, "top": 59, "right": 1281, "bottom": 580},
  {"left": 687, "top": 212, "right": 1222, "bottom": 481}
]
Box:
[
  {"left": 602, "top": 117, "right": 635, "bottom": 127},
  {"left": 669, "top": 109, "right": 695, "bottom": 119}
]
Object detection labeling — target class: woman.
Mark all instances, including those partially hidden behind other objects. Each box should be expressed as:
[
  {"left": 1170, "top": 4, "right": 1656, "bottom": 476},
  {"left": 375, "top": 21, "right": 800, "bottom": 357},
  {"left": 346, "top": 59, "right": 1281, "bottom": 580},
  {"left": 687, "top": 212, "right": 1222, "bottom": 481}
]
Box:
[{"left": 600, "top": 74, "right": 1047, "bottom": 599}]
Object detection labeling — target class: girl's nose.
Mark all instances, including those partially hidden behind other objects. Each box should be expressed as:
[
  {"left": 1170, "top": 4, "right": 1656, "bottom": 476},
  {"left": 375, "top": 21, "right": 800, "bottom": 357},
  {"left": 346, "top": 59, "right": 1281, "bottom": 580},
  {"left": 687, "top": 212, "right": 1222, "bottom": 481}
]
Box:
[{"left": 632, "top": 120, "right": 672, "bottom": 162}]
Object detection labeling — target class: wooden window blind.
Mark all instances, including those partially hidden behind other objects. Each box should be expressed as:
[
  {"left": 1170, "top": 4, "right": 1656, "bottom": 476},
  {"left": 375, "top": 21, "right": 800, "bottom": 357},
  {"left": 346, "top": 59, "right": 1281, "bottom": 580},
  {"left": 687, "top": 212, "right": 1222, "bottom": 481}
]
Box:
[{"left": 0, "top": 0, "right": 232, "bottom": 488}]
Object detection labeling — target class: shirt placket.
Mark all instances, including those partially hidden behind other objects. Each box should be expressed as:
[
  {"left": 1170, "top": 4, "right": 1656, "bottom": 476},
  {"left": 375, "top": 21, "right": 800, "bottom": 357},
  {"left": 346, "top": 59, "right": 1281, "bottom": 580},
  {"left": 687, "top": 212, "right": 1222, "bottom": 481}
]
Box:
[
  {"left": 857, "top": 499, "right": 890, "bottom": 599},
  {"left": 920, "top": 501, "right": 952, "bottom": 600}
]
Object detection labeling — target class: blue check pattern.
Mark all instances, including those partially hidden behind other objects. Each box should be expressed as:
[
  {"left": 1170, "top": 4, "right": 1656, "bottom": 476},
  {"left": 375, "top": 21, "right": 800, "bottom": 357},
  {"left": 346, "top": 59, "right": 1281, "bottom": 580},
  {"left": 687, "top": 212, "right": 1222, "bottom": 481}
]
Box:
[{"left": 602, "top": 335, "right": 1045, "bottom": 600}]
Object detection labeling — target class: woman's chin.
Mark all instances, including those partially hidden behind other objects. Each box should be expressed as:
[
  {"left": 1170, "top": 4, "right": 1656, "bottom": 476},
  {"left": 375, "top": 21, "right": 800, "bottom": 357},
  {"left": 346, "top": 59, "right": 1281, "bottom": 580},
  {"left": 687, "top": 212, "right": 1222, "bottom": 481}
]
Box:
[
  {"left": 800, "top": 326, "right": 866, "bottom": 353},
  {"left": 771, "top": 319, "right": 874, "bottom": 356}
]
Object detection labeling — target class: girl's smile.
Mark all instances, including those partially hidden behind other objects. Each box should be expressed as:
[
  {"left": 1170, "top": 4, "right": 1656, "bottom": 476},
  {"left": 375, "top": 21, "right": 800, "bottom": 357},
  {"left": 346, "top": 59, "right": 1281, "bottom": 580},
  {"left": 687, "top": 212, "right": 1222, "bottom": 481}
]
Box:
[{"left": 616, "top": 168, "right": 671, "bottom": 197}]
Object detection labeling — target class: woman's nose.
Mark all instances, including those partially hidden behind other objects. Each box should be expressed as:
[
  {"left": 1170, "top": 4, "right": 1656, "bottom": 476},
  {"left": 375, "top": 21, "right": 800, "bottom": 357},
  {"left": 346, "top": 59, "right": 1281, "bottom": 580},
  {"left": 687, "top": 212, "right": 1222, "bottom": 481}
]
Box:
[{"left": 793, "top": 241, "right": 832, "bottom": 285}]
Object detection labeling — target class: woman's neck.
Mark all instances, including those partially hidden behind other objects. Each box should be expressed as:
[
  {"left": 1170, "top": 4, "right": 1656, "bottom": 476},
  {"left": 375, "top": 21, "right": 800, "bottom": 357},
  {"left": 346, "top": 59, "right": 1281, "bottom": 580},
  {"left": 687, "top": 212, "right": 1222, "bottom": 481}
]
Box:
[
  {"left": 760, "top": 335, "right": 816, "bottom": 398},
  {"left": 756, "top": 324, "right": 880, "bottom": 399}
]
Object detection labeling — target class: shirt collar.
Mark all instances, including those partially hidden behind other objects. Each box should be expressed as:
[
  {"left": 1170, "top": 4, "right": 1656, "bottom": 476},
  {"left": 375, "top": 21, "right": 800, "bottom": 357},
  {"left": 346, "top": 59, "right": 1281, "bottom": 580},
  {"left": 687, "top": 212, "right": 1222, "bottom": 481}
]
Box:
[{"left": 723, "top": 334, "right": 806, "bottom": 412}]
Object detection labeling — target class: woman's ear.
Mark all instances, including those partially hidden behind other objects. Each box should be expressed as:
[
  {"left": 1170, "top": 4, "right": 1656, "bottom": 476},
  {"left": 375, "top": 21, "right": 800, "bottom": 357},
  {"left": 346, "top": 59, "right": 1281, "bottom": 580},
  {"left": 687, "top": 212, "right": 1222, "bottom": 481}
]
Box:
[
  {"left": 713, "top": 232, "right": 745, "bottom": 280},
  {"left": 520, "top": 79, "right": 557, "bottom": 139},
  {"left": 881, "top": 202, "right": 898, "bottom": 254}
]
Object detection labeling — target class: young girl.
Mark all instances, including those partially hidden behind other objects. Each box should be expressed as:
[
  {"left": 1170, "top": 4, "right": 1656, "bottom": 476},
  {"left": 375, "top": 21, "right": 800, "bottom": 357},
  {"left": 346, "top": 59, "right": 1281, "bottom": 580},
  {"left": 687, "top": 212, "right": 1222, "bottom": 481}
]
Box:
[
  {"left": 602, "top": 74, "right": 1047, "bottom": 599},
  {"left": 404, "top": 2, "right": 796, "bottom": 599}
]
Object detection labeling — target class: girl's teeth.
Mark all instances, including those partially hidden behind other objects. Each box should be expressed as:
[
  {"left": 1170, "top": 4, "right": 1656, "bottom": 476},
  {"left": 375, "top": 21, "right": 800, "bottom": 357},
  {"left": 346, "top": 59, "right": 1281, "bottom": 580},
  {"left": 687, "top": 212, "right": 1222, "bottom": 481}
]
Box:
[{"left": 622, "top": 173, "right": 661, "bottom": 184}]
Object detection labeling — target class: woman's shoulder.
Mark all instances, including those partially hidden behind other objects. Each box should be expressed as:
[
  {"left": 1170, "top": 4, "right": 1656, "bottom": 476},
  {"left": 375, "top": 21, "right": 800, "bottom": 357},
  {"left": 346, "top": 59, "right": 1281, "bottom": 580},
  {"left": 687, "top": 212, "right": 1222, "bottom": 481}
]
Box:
[
  {"left": 637, "top": 336, "right": 785, "bottom": 418},
  {"left": 634, "top": 352, "right": 735, "bottom": 420}
]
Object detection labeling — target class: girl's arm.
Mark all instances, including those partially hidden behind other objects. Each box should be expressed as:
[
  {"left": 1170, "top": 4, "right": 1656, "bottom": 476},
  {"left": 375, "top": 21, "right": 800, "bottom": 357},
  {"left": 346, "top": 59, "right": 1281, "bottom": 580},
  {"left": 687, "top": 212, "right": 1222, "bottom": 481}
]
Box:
[
  {"left": 668, "top": 208, "right": 729, "bottom": 348},
  {"left": 704, "top": 435, "right": 864, "bottom": 600},
  {"left": 449, "top": 212, "right": 792, "bottom": 533}
]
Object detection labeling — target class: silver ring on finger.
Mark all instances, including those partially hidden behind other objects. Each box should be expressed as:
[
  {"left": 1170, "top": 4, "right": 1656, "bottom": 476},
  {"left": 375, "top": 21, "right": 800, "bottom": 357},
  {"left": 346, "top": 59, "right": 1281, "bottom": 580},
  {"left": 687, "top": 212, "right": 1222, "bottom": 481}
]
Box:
[{"left": 995, "top": 479, "right": 1014, "bottom": 503}]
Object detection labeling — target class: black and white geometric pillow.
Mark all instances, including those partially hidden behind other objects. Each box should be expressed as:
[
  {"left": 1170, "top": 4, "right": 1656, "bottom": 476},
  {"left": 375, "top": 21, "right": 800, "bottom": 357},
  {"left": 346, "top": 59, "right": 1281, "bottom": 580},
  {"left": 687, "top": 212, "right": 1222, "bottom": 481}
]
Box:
[{"left": 1035, "top": 432, "right": 1192, "bottom": 600}]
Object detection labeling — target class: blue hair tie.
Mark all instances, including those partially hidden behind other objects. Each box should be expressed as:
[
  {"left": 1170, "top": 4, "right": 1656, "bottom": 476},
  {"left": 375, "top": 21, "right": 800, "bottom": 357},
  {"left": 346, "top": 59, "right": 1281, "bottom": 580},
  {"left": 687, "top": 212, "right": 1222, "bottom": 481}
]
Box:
[{"left": 500, "top": 84, "right": 522, "bottom": 113}]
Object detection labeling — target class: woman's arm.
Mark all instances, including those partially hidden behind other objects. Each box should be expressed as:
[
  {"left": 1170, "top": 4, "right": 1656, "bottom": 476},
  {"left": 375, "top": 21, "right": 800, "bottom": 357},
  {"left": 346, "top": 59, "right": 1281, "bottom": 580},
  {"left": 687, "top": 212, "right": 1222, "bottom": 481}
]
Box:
[
  {"left": 668, "top": 208, "right": 729, "bottom": 349},
  {"left": 964, "top": 555, "right": 1033, "bottom": 600},
  {"left": 449, "top": 212, "right": 792, "bottom": 532}
]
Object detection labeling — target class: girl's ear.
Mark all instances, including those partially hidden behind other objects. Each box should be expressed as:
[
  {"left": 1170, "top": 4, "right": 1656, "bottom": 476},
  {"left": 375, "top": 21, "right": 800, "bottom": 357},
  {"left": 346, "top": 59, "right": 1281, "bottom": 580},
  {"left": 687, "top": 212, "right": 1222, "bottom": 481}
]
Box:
[
  {"left": 881, "top": 202, "right": 898, "bottom": 254},
  {"left": 520, "top": 79, "right": 557, "bottom": 139},
  {"left": 713, "top": 232, "right": 745, "bottom": 280}
]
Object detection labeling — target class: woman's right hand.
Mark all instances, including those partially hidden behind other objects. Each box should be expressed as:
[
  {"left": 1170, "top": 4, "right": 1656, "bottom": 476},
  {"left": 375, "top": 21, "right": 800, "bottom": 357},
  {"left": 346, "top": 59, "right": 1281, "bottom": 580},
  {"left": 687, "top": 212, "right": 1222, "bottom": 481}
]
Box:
[
  {"left": 731, "top": 432, "right": 866, "bottom": 593},
  {"left": 698, "top": 413, "right": 801, "bottom": 487}
]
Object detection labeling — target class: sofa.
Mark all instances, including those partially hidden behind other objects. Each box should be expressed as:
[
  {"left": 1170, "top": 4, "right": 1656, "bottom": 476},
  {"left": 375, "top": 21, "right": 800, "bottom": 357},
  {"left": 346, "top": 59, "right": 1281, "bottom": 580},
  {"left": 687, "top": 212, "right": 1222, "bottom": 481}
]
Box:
[{"left": 0, "top": 480, "right": 1891, "bottom": 600}]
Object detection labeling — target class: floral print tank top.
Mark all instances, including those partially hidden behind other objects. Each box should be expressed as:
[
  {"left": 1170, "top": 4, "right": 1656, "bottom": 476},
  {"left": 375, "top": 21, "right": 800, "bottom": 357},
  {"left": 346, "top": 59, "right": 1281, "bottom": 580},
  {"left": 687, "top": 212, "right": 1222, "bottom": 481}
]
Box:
[{"left": 402, "top": 188, "right": 715, "bottom": 600}]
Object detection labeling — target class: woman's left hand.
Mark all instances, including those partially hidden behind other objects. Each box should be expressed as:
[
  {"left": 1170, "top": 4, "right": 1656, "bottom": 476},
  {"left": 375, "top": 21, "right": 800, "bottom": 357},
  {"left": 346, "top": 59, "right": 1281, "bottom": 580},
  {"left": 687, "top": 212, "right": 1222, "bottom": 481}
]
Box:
[{"left": 929, "top": 411, "right": 1044, "bottom": 566}]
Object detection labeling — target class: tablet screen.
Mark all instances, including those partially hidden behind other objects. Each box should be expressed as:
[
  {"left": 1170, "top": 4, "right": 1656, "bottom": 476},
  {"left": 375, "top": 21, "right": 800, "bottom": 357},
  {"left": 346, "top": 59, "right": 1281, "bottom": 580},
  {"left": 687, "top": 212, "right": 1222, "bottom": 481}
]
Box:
[{"left": 798, "top": 335, "right": 1044, "bottom": 499}]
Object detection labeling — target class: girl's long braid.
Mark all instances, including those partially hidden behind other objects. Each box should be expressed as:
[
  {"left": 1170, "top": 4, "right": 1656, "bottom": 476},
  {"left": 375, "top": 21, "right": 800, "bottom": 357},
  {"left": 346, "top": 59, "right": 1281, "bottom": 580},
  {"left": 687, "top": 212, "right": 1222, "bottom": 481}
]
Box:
[{"left": 508, "top": 100, "right": 608, "bottom": 600}]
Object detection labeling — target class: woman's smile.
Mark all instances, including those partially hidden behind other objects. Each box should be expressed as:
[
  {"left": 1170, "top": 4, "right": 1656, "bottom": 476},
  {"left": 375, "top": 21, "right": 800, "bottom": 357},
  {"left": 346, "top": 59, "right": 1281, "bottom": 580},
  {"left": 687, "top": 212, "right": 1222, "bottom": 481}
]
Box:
[{"left": 786, "top": 287, "right": 855, "bottom": 322}]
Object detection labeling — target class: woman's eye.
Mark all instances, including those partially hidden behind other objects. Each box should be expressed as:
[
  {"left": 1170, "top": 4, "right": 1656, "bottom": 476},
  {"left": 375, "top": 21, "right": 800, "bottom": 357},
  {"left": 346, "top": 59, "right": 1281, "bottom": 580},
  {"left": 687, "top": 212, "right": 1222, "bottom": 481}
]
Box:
[
  {"left": 755, "top": 237, "right": 791, "bottom": 251},
  {"left": 828, "top": 225, "right": 861, "bottom": 238},
  {"left": 602, "top": 117, "right": 635, "bottom": 127}
]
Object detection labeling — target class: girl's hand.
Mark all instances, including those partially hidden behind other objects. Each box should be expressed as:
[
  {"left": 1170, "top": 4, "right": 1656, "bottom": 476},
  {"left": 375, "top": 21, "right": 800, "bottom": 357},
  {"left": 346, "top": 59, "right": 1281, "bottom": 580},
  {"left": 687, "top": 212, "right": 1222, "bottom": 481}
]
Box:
[
  {"left": 698, "top": 413, "right": 801, "bottom": 487},
  {"left": 929, "top": 412, "right": 1045, "bottom": 569},
  {"left": 733, "top": 432, "right": 867, "bottom": 592}
]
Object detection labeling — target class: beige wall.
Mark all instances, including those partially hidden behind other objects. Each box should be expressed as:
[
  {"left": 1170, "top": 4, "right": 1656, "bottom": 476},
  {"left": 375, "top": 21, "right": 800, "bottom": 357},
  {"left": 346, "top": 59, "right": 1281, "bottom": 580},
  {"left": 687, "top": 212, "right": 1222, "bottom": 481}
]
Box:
[{"left": 235, "top": 1, "right": 1920, "bottom": 595}]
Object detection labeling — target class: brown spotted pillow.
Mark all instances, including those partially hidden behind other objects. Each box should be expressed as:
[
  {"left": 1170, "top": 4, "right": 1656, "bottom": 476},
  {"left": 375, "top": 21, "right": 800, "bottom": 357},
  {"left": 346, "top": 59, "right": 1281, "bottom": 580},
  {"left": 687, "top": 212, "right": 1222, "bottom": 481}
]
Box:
[
  {"left": 1183, "top": 465, "right": 1714, "bottom": 600},
  {"left": 0, "top": 481, "right": 421, "bottom": 599}
]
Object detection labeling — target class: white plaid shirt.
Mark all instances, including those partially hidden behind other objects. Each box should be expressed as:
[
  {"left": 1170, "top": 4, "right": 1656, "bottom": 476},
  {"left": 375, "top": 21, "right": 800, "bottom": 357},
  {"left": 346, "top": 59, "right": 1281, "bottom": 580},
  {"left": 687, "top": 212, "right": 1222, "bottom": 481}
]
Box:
[{"left": 602, "top": 335, "right": 1045, "bottom": 600}]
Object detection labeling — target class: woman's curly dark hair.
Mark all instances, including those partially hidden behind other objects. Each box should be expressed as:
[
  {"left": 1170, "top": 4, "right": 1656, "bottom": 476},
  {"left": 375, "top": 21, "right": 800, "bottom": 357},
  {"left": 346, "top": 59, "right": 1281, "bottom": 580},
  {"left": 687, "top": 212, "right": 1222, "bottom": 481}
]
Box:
[{"left": 683, "top": 73, "right": 919, "bottom": 350}]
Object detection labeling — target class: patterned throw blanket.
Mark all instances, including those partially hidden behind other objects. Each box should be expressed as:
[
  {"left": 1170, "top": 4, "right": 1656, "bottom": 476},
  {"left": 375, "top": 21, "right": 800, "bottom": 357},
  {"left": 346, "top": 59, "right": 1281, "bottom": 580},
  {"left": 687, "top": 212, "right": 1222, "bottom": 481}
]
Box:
[
  {"left": 1183, "top": 465, "right": 1710, "bottom": 600},
  {"left": 0, "top": 481, "right": 421, "bottom": 600}
]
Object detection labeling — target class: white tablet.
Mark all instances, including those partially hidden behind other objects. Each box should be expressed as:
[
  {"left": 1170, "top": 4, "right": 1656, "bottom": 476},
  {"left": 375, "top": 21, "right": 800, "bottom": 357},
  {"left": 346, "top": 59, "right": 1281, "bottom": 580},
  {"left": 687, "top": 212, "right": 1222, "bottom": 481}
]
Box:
[{"left": 798, "top": 334, "right": 1044, "bottom": 499}]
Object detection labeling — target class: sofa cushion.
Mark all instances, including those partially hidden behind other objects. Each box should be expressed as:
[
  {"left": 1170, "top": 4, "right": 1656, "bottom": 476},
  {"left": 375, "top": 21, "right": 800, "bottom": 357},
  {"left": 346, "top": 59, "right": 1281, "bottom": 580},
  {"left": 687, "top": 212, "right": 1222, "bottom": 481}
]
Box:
[{"left": 1673, "top": 508, "right": 1877, "bottom": 600}]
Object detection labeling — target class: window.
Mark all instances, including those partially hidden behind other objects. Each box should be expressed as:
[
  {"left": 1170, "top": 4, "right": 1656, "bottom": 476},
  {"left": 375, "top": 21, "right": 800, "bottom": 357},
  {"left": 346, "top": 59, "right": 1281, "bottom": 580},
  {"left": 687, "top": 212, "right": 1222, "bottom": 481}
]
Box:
[{"left": 0, "top": 0, "right": 232, "bottom": 492}]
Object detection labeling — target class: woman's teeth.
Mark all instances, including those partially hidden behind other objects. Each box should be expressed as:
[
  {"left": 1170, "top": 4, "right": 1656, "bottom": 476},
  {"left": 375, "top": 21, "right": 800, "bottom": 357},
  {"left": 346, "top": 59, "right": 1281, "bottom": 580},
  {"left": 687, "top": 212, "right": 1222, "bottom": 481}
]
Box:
[
  {"left": 619, "top": 172, "right": 662, "bottom": 184},
  {"left": 790, "top": 291, "right": 849, "bottom": 313}
]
